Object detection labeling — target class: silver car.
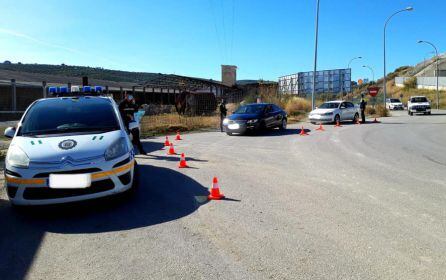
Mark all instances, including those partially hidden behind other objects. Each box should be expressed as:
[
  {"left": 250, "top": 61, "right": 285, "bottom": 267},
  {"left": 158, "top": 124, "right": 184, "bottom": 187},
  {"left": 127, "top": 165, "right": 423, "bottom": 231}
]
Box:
[{"left": 309, "top": 101, "right": 360, "bottom": 124}]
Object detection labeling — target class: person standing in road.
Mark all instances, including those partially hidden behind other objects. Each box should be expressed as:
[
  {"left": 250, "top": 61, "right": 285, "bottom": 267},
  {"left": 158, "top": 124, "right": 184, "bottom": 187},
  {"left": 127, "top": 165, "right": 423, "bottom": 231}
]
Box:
[
  {"left": 119, "top": 93, "right": 147, "bottom": 154},
  {"left": 219, "top": 99, "right": 227, "bottom": 132},
  {"left": 360, "top": 94, "right": 367, "bottom": 124}
]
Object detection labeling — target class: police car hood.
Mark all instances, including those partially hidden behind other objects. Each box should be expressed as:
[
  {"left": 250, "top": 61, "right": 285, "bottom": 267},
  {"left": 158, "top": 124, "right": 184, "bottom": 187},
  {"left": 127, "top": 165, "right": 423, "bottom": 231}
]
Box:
[
  {"left": 14, "top": 130, "right": 123, "bottom": 163},
  {"left": 410, "top": 102, "right": 430, "bottom": 106}
]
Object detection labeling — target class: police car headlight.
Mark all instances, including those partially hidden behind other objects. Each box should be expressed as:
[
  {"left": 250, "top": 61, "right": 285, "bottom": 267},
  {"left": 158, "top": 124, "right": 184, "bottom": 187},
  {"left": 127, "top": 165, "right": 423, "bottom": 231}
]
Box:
[
  {"left": 7, "top": 145, "right": 30, "bottom": 168},
  {"left": 246, "top": 119, "right": 258, "bottom": 124},
  {"left": 105, "top": 137, "right": 128, "bottom": 161},
  {"left": 223, "top": 118, "right": 229, "bottom": 125}
]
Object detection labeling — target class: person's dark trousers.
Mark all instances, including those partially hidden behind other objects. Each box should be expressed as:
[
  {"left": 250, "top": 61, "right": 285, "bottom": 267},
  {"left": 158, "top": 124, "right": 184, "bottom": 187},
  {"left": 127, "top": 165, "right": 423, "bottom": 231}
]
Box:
[
  {"left": 131, "top": 128, "right": 146, "bottom": 154},
  {"left": 220, "top": 114, "right": 226, "bottom": 132},
  {"left": 361, "top": 109, "right": 366, "bottom": 123}
]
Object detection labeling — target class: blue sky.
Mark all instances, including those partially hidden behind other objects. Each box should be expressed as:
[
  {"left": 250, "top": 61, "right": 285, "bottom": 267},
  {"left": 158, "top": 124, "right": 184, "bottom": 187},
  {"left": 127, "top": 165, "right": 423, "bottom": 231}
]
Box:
[{"left": 0, "top": 0, "right": 444, "bottom": 82}]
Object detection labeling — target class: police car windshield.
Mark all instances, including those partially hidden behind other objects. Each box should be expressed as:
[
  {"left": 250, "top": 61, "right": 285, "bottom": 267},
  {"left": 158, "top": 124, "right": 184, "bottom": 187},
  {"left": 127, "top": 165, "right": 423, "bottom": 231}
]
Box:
[
  {"left": 411, "top": 97, "right": 428, "bottom": 103},
  {"left": 319, "top": 102, "right": 340, "bottom": 109},
  {"left": 19, "top": 98, "right": 120, "bottom": 136},
  {"left": 234, "top": 104, "right": 266, "bottom": 114}
]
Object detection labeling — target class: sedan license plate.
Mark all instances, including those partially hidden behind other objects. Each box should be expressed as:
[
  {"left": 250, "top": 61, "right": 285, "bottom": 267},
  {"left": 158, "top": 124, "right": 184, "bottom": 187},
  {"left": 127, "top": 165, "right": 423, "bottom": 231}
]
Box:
[
  {"left": 49, "top": 174, "right": 92, "bottom": 189},
  {"left": 228, "top": 123, "right": 240, "bottom": 130}
]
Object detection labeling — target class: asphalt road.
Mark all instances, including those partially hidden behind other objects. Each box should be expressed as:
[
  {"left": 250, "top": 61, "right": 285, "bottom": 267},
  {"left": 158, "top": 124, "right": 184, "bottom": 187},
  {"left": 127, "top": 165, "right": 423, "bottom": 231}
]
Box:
[{"left": 1, "top": 110, "right": 446, "bottom": 280}]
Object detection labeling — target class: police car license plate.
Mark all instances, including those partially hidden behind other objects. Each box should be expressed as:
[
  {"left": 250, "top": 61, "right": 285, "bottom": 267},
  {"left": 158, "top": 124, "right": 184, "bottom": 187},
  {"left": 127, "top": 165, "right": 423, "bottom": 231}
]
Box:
[
  {"left": 49, "top": 174, "right": 92, "bottom": 189},
  {"left": 228, "top": 123, "right": 240, "bottom": 130}
]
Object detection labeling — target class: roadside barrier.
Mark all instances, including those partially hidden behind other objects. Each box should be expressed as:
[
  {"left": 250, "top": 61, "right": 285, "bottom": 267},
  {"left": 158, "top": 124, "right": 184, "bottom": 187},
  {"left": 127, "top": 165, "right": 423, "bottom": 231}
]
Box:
[
  {"left": 299, "top": 126, "right": 309, "bottom": 136},
  {"left": 164, "top": 136, "right": 170, "bottom": 147},
  {"left": 167, "top": 143, "right": 176, "bottom": 155},
  {"left": 208, "top": 177, "right": 225, "bottom": 200},
  {"left": 178, "top": 153, "right": 188, "bottom": 168},
  {"left": 315, "top": 124, "right": 325, "bottom": 131},
  {"left": 175, "top": 131, "right": 182, "bottom": 141}
]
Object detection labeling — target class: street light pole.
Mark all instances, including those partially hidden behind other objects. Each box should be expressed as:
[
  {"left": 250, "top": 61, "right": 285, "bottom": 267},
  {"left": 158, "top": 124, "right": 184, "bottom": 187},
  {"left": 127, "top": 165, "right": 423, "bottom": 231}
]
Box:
[
  {"left": 362, "top": 65, "right": 375, "bottom": 82},
  {"left": 418, "top": 40, "right": 439, "bottom": 110},
  {"left": 343, "top": 56, "right": 362, "bottom": 99},
  {"left": 383, "top": 7, "right": 413, "bottom": 106},
  {"left": 312, "top": 0, "right": 320, "bottom": 110}
]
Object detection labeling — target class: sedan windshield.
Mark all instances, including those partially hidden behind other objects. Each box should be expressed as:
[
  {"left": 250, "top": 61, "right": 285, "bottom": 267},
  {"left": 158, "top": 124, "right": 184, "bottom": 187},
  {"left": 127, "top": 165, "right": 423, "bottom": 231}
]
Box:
[
  {"left": 234, "top": 104, "right": 266, "bottom": 114},
  {"left": 411, "top": 97, "right": 428, "bottom": 103},
  {"left": 318, "top": 102, "right": 340, "bottom": 109},
  {"left": 19, "top": 97, "right": 120, "bottom": 136}
]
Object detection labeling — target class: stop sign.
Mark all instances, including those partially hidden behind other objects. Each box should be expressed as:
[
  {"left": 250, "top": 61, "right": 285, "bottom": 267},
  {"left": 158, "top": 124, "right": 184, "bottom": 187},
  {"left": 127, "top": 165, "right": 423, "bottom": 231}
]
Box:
[{"left": 368, "top": 86, "right": 380, "bottom": 97}]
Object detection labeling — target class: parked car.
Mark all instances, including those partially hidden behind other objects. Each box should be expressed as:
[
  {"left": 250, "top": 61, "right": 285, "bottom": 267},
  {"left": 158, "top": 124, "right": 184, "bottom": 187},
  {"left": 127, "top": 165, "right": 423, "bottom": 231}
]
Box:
[
  {"left": 407, "top": 96, "right": 431, "bottom": 115},
  {"left": 3, "top": 96, "right": 137, "bottom": 206},
  {"left": 309, "top": 101, "right": 360, "bottom": 124},
  {"left": 223, "top": 103, "right": 287, "bottom": 135},
  {"left": 386, "top": 98, "right": 404, "bottom": 110}
]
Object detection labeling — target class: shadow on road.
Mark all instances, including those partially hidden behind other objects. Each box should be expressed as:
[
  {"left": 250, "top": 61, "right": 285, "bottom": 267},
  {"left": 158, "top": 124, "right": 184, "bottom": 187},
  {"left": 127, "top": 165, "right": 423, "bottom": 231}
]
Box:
[
  {"left": 140, "top": 141, "right": 164, "bottom": 153},
  {"left": 239, "top": 128, "right": 300, "bottom": 137},
  {"left": 0, "top": 163, "right": 209, "bottom": 280}
]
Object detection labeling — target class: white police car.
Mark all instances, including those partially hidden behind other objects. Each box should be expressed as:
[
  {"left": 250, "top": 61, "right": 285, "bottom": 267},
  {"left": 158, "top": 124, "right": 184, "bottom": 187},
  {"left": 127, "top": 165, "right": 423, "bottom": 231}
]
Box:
[{"left": 3, "top": 95, "right": 137, "bottom": 205}]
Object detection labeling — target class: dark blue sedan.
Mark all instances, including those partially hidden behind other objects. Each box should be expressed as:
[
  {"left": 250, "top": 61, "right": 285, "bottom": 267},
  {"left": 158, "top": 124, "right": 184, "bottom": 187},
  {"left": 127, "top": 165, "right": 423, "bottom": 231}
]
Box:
[{"left": 222, "top": 103, "right": 287, "bottom": 135}]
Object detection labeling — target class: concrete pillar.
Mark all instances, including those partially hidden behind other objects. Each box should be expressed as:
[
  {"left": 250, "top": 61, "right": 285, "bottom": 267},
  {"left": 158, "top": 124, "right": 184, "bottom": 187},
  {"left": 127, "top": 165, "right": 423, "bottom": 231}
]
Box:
[{"left": 11, "top": 79, "right": 16, "bottom": 111}]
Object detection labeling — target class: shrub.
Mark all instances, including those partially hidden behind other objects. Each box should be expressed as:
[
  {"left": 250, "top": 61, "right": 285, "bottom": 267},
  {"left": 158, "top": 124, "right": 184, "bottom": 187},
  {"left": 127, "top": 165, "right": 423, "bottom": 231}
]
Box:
[
  {"left": 376, "top": 104, "right": 389, "bottom": 117},
  {"left": 403, "top": 77, "right": 417, "bottom": 89},
  {"left": 365, "top": 106, "right": 376, "bottom": 115},
  {"left": 284, "top": 97, "right": 311, "bottom": 116}
]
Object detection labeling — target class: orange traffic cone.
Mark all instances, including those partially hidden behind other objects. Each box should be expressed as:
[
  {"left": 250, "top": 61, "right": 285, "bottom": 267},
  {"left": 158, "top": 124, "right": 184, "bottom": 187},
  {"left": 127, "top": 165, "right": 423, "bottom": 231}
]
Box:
[
  {"left": 167, "top": 143, "right": 176, "bottom": 155},
  {"left": 372, "top": 118, "right": 380, "bottom": 123},
  {"left": 175, "top": 131, "right": 182, "bottom": 141},
  {"left": 164, "top": 136, "right": 170, "bottom": 147},
  {"left": 315, "top": 124, "right": 325, "bottom": 131},
  {"left": 355, "top": 119, "right": 361, "bottom": 125},
  {"left": 335, "top": 120, "right": 342, "bottom": 127},
  {"left": 208, "top": 177, "right": 224, "bottom": 200},
  {"left": 178, "top": 153, "right": 188, "bottom": 168},
  {"left": 299, "top": 126, "right": 308, "bottom": 136}
]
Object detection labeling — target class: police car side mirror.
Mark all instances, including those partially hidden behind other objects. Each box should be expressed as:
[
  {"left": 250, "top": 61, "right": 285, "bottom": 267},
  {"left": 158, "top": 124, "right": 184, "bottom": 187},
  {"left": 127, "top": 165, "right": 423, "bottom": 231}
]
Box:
[{"left": 4, "top": 127, "right": 16, "bottom": 138}]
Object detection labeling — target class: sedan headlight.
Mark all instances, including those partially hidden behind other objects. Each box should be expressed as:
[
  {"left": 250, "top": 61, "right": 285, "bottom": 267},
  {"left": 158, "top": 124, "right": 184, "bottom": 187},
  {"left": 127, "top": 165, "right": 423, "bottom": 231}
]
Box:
[
  {"left": 246, "top": 119, "right": 258, "bottom": 124},
  {"left": 105, "top": 137, "right": 128, "bottom": 161},
  {"left": 7, "top": 145, "right": 30, "bottom": 168},
  {"left": 322, "top": 112, "right": 334, "bottom": 116},
  {"left": 222, "top": 118, "right": 229, "bottom": 125}
]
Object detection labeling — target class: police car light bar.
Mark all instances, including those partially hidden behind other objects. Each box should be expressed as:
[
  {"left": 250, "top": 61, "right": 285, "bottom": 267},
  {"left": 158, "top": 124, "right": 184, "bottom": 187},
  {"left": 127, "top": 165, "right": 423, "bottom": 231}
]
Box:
[{"left": 48, "top": 85, "right": 105, "bottom": 97}]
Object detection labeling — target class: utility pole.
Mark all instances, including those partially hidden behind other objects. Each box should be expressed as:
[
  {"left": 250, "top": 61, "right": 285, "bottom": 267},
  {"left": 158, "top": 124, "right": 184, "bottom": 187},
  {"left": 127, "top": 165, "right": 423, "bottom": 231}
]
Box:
[{"left": 312, "top": 0, "right": 320, "bottom": 110}]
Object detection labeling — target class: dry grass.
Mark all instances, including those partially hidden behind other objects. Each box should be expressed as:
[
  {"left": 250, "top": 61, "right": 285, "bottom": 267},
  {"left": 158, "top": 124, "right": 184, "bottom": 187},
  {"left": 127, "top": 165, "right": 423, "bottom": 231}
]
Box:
[
  {"left": 365, "top": 104, "right": 389, "bottom": 118},
  {"left": 0, "top": 149, "right": 6, "bottom": 160},
  {"left": 284, "top": 97, "right": 312, "bottom": 116},
  {"left": 140, "top": 114, "right": 220, "bottom": 136},
  {"left": 375, "top": 104, "right": 390, "bottom": 117}
]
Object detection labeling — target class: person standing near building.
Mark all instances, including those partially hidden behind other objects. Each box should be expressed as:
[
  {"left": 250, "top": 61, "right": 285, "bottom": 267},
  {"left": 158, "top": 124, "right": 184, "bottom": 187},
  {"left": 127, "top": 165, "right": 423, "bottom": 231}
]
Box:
[
  {"left": 219, "top": 99, "right": 227, "bottom": 132},
  {"left": 119, "top": 93, "right": 147, "bottom": 154},
  {"left": 360, "top": 94, "right": 367, "bottom": 124}
]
